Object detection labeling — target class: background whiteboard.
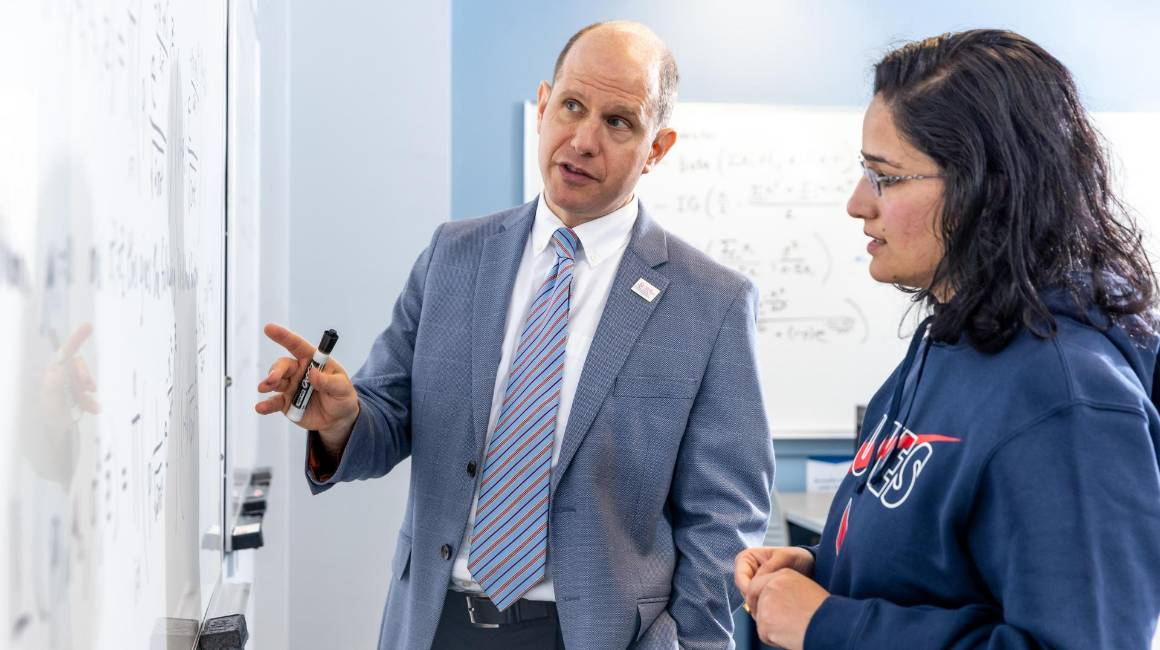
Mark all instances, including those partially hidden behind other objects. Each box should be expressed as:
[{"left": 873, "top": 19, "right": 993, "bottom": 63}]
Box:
[
  {"left": 524, "top": 103, "right": 1160, "bottom": 437},
  {"left": 0, "top": 1, "right": 232, "bottom": 648}
]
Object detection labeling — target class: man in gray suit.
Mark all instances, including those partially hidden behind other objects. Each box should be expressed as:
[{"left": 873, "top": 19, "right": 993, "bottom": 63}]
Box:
[{"left": 257, "top": 20, "right": 773, "bottom": 649}]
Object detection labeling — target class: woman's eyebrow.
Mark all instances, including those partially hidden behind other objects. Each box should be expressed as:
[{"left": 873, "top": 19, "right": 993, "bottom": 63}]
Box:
[{"left": 861, "top": 150, "right": 902, "bottom": 169}]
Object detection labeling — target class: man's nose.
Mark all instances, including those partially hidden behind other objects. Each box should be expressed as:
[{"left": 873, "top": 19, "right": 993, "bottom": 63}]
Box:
[{"left": 569, "top": 116, "right": 600, "bottom": 156}]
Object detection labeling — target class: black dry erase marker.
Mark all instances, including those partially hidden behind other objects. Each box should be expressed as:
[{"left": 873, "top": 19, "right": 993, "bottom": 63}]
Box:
[{"left": 287, "top": 329, "right": 338, "bottom": 423}]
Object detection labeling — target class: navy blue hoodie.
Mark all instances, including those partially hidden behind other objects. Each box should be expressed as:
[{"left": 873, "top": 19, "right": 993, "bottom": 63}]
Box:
[{"left": 805, "top": 295, "right": 1160, "bottom": 649}]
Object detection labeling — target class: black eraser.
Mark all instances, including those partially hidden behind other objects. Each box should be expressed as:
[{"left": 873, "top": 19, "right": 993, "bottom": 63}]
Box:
[
  {"left": 231, "top": 516, "right": 264, "bottom": 550},
  {"left": 199, "top": 614, "right": 249, "bottom": 649}
]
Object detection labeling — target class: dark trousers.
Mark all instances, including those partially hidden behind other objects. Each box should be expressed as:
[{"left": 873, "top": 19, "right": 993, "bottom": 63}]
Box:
[{"left": 430, "top": 592, "right": 565, "bottom": 650}]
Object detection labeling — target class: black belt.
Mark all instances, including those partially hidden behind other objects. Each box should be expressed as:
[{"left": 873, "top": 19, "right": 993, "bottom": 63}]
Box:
[{"left": 448, "top": 590, "right": 558, "bottom": 628}]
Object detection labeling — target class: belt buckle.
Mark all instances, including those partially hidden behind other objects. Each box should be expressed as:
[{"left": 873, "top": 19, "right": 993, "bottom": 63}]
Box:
[{"left": 465, "top": 595, "right": 500, "bottom": 629}]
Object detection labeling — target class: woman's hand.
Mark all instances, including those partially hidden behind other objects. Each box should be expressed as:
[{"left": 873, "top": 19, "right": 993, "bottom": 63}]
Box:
[
  {"left": 735, "top": 546, "right": 826, "bottom": 650},
  {"left": 748, "top": 568, "right": 829, "bottom": 650},
  {"left": 734, "top": 545, "right": 815, "bottom": 599}
]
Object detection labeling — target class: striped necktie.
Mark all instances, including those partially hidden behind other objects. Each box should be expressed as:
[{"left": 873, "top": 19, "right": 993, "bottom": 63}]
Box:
[{"left": 468, "top": 226, "right": 579, "bottom": 610}]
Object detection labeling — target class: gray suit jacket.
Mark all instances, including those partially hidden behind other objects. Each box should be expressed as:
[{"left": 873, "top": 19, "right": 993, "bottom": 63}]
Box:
[{"left": 308, "top": 200, "right": 774, "bottom": 649}]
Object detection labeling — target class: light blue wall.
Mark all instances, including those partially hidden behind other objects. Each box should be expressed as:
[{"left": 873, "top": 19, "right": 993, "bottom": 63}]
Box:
[{"left": 451, "top": 0, "right": 1160, "bottom": 490}]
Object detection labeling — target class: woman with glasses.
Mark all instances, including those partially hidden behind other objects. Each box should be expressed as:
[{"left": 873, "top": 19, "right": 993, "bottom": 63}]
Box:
[{"left": 735, "top": 30, "right": 1160, "bottom": 650}]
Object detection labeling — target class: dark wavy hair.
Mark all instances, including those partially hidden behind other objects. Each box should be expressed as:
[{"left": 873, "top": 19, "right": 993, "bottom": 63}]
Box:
[{"left": 874, "top": 29, "right": 1156, "bottom": 352}]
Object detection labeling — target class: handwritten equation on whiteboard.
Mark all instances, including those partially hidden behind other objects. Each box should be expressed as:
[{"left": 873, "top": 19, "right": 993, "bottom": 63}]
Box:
[
  {"left": 634, "top": 114, "right": 891, "bottom": 352},
  {"left": 703, "top": 235, "right": 868, "bottom": 344},
  {"left": 654, "top": 155, "right": 860, "bottom": 218}
]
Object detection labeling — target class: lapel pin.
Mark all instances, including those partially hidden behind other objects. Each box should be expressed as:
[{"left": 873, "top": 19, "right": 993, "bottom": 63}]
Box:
[{"left": 631, "top": 278, "right": 660, "bottom": 302}]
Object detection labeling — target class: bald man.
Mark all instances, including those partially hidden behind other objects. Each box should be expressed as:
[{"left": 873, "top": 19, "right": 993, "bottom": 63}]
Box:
[{"left": 257, "top": 21, "right": 773, "bottom": 649}]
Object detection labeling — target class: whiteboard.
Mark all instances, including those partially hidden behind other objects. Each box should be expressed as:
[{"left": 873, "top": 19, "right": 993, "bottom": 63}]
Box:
[
  {"left": 1092, "top": 113, "right": 1160, "bottom": 267},
  {"left": 0, "top": 1, "right": 230, "bottom": 648},
  {"left": 523, "top": 103, "right": 1160, "bottom": 437}
]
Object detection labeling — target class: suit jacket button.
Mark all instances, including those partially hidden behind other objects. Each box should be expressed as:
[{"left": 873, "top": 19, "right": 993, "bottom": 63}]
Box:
[
  {"left": 440, "top": 544, "right": 452, "bottom": 560},
  {"left": 467, "top": 461, "right": 477, "bottom": 477}
]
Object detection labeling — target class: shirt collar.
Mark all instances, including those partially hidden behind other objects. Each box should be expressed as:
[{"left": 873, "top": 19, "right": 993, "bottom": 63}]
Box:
[{"left": 532, "top": 193, "right": 638, "bottom": 267}]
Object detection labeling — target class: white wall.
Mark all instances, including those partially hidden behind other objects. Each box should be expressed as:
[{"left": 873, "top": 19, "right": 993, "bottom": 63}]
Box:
[
  {"left": 252, "top": 0, "right": 291, "bottom": 648},
  {"left": 253, "top": 1, "right": 451, "bottom": 648}
]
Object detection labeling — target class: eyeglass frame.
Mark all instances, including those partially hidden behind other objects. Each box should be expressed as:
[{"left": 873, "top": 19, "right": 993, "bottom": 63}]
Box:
[{"left": 859, "top": 158, "right": 943, "bottom": 197}]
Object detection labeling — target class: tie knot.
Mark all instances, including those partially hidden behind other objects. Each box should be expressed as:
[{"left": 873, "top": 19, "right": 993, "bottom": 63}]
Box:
[{"left": 551, "top": 227, "right": 580, "bottom": 261}]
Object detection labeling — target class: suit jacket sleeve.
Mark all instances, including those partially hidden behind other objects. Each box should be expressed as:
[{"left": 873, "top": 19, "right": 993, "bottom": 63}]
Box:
[
  {"left": 667, "top": 279, "right": 775, "bottom": 648},
  {"left": 305, "top": 224, "right": 443, "bottom": 494}
]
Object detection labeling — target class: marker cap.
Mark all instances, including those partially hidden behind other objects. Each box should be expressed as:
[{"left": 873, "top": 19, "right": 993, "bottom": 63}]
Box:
[{"left": 318, "top": 329, "right": 339, "bottom": 355}]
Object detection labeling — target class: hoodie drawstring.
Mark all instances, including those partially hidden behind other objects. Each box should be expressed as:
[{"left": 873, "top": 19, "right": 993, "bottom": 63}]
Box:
[{"left": 856, "top": 316, "right": 934, "bottom": 494}]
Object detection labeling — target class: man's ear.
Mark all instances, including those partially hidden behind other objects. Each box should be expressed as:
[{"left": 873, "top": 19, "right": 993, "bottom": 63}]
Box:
[
  {"left": 535, "top": 81, "right": 552, "bottom": 134},
  {"left": 642, "top": 128, "right": 678, "bottom": 174}
]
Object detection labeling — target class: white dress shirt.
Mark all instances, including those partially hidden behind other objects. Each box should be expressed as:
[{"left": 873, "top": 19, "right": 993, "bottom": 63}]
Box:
[{"left": 449, "top": 193, "right": 639, "bottom": 601}]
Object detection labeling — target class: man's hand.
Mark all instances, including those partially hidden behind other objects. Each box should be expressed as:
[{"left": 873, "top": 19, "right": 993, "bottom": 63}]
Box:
[
  {"left": 746, "top": 567, "right": 829, "bottom": 650},
  {"left": 256, "top": 323, "right": 359, "bottom": 458}
]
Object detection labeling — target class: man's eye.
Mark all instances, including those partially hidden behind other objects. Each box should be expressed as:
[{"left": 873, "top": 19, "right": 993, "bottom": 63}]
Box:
[
  {"left": 563, "top": 99, "right": 580, "bottom": 111},
  {"left": 608, "top": 117, "right": 630, "bottom": 129}
]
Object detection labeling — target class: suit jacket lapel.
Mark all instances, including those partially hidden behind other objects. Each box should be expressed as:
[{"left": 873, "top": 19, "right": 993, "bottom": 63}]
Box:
[
  {"left": 471, "top": 201, "right": 536, "bottom": 455},
  {"left": 552, "top": 204, "right": 670, "bottom": 491}
]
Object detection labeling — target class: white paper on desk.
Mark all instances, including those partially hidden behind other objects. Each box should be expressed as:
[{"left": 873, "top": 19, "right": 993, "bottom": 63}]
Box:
[{"left": 806, "top": 456, "right": 853, "bottom": 492}]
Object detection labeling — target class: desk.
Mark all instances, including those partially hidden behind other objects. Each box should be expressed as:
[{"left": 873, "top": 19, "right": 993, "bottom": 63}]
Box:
[{"left": 779, "top": 491, "right": 836, "bottom": 545}]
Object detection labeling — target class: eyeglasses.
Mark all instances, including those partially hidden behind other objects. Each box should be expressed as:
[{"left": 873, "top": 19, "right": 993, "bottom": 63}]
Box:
[{"left": 860, "top": 159, "right": 943, "bottom": 197}]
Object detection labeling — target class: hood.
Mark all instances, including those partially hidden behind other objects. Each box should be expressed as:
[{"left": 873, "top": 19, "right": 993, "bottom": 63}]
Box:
[{"left": 1042, "top": 275, "right": 1160, "bottom": 400}]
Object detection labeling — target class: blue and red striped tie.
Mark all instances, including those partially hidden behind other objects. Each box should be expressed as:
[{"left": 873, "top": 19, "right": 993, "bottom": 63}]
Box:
[{"left": 468, "top": 227, "right": 579, "bottom": 609}]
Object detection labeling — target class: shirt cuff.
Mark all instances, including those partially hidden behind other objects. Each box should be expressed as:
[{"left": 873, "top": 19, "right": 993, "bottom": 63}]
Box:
[{"left": 306, "top": 430, "right": 337, "bottom": 483}]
